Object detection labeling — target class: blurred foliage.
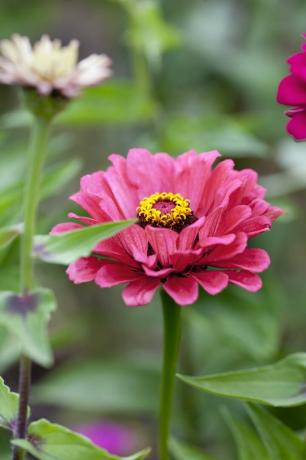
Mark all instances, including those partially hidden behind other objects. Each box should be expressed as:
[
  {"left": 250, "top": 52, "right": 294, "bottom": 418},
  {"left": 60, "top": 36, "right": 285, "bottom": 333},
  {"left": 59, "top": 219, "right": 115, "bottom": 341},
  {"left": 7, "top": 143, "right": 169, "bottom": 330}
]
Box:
[{"left": 0, "top": 0, "right": 306, "bottom": 459}]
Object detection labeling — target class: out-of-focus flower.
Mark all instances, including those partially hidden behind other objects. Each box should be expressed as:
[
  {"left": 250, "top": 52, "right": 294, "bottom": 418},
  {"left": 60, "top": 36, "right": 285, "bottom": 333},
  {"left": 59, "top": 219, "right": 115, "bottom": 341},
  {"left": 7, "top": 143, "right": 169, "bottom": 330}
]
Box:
[
  {"left": 75, "top": 422, "right": 138, "bottom": 455},
  {"left": 277, "top": 33, "right": 306, "bottom": 140},
  {"left": 52, "top": 149, "right": 283, "bottom": 307},
  {"left": 0, "top": 34, "right": 112, "bottom": 98}
]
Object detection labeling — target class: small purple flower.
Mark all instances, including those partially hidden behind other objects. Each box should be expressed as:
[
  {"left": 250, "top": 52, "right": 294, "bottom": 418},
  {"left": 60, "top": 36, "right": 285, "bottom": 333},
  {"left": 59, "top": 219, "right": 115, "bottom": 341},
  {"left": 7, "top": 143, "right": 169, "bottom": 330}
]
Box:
[{"left": 75, "top": 422, "right": 138, "bottom": 455}]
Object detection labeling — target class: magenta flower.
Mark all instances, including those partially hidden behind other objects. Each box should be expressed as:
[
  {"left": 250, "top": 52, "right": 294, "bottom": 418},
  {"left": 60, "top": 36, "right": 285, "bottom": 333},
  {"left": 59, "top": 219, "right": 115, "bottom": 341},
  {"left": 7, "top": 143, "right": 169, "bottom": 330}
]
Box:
[
  {"left": 277, "top": 33, "right": 306, "bottom": 140},
  {"left": 75, "top": 422, "right": 138, "bottom": 455},
  {"left": 52, "top": 149, "right": 283, "bottom": 307}
]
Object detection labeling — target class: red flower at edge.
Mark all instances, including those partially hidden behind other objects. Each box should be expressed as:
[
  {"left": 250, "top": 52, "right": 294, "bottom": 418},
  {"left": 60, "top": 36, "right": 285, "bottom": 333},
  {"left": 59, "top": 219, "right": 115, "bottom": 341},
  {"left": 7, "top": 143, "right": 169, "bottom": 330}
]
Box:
[
  {"left": 52, "top": 149, "right": 283, "bottom": 307},
  {"left": 277, "top": 33, "right": 306, "bottom": 140}
]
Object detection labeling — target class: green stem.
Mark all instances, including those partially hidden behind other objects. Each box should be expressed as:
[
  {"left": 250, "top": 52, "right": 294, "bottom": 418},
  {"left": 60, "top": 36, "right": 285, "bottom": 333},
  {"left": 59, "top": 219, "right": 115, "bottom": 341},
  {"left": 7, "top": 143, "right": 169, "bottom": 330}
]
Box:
[
  {"left": 20, "top": 117, "right": 51, "bottom": 293},
  {"left": 12, "top": 116, "right": 51, "bottom": 460},
  {"left": 159, "top": 291, "right": 182, "bottom": 460}
]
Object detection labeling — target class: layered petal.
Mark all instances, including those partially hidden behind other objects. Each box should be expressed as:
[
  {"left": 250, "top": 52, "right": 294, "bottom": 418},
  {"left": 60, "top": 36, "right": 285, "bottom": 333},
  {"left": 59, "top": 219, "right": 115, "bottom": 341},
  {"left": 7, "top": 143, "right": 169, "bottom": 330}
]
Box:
[
  {"left": 67, "top": 257, "right": 103, "bottom": 283},
  {"left": 163, "top": 276, "right": 199, "bottom": 306}
]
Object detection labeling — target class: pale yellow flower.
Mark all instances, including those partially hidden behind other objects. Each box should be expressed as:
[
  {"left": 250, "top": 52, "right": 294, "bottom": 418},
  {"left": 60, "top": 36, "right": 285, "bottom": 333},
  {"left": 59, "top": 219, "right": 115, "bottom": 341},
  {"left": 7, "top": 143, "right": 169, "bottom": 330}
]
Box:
[{"left": 0, "top": 34, "right": 112, "bottom": 98}]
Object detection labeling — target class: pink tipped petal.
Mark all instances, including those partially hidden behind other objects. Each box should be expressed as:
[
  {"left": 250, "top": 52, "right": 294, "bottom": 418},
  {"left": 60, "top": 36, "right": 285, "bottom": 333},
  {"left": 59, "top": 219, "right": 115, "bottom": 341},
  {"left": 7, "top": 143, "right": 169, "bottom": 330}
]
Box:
[
  {"left": 220, "top": 205, "right": 252, "bottom": 233},
  {"left": 192, "top": 271, "right": 229, "bottom": 295},
  {"left": 288, "top": 52, "right": 306, "bottom": 81},
  {"left": 122, "top": 278, "right": 160, "bottom": 306},
  {"left": 95, "top": 262, "right": 140, "bottom": 287},
  {"left": 277, "top": 75, "right": 306, "bottom": 105},
  {"left": 163, "top": 276, "right": 199, "bottom": 306},
  {"left": 146, "top": 226, "right": 178, "bottom": 266},
  {"left": 226, "top": 270, "right": 263, "bottom": 292},
  {"left": 287, "top": 110, "right": 306, "bottom": 140},
  {"left": 67, "top": 257, "right": 103, "bottom": 284},
  {"left": 199, "top": 206, "right": 225, "bottom": 239},
  {"left": 203, "top": 232, "right": 247, "bottom": 263},
  {"left": 50, "top": 222, "right": 82, "bottom": 234},
  {"left": 200, "top": 233, "right": 236, "bottom": 249},
  {"left": 237, "top": 216, "right": 271, "bottom": 237},
  {"left": 126, "top": 148, "right": 161, "bottom": 197},
  {"left": 217, "top": 248, "right": 271, "bottom": 273},
  {"left": 170, "top": 248, "right": 202, "bottom": 271},
  {"left": 68, "top": 212, "right": 97, "bottom": 226},
  {"left": 178, "top": 216, "right": 205, "bottom": 250},
  {"left": 118, "top": 225, "right": 149, "bottom": 264}
]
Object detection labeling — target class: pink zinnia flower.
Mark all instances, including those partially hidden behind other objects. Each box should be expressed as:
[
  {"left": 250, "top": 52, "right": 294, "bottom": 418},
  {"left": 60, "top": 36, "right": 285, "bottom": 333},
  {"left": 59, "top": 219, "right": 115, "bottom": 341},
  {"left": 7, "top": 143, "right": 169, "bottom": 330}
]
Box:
[
  {"left": 52, "top": 149, "right": 283, "bottom": 307},
  {"left": 277, "top": 33, "right": 306, "bottom": 140}
]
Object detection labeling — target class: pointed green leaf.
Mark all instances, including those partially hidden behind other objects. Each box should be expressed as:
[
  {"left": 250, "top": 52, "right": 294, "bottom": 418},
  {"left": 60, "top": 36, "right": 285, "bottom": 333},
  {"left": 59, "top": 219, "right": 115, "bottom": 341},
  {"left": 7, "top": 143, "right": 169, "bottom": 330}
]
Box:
[
  {"left": 0, "top": 377, "right": 19, "bottom": 430},
  {"left": 223, "top": 408, "right": 271, "bottom": 460},
  {"left": 0, "top": 288, "right": 56, "bottom": 366},
  {"left": 34, "top": 219, "right": 135, "bottom": 265},
  {"left": 247, "top": 405, "right": 306, "bottom": 460},
  {"left": 0, "top": 224, "right": 22, "bottom": 250},
  {"left": 13, "top": 419, "right": 150, "bottom": 460},
  {"left": 170, "top": 438, "right": 219, "bottom": 460},
  {"left": 178, "top": 353, "right": 306, "bottom": 407}
]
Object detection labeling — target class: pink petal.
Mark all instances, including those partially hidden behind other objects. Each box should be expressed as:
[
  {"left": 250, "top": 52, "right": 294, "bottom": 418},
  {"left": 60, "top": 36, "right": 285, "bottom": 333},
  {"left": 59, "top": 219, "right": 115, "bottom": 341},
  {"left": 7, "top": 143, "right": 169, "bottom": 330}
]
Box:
[
  {"left": 203, "top": 232, "right": 247, "bottom": 263},
  {"left": 163, "top": 276, "right": 199, "bottom": 306},
  {"left": 50, "top": 222, "right": 82, "bottom": 234},
  {"left": 175, "top": 150, "right": 220, "bottom": 213},
  {"left": 178, "top": 216, "right": 205, "bottom": 250},
  {"left": 287, "top": 110, "right": 306, "bottom": 140},
  {"left": 122, "top": 278, "right": 160, "bottom": 306},
  {"left": 126, "top": 148, "right": 161, "bottom": 197},
  {"left": 118, "top": 225, "right": 149, "bottom": 264},
  {"left": 170, "top": 248, "right": 202, "bottom": 271},
  {"left": 192, "top": 271, "right": 229, "bottom": 295},
  {"left": 226, "top": 270, "right": 263, "bottom": 292},
  {"left": 200, "top": 234, "right": 236, "bottom": 249},
  {"left": 104, "top": 154, "right": 139, "bottom": 218},
  {"left": 288, "top": 51, "right": 306, "bottom": 81},
  {"left": 219, "top": 205, "right": 252, "bottom": 233},
  {"left": 216, "top": 248, "right": 270, "bottom": 273},
  {"left": 67, "top": 257, "right": 103, "bottom": 284},
  {"left": 146, "top": 226, "right": 178, "bottom": 266},
  {"left": 277, "top": 75, "right": 306, "bottom": 105},
  {"left": 237, "top": 216, "right": 271, "bottom": 237},
  {"left": 68, "top": 212, "right": 97, "bottom": 226},
  {"left": 199, "top": 206, "right": 225, "bottom": 239},
  {"left": 95, "top": 262, "right": 140, "bottom": 287}
]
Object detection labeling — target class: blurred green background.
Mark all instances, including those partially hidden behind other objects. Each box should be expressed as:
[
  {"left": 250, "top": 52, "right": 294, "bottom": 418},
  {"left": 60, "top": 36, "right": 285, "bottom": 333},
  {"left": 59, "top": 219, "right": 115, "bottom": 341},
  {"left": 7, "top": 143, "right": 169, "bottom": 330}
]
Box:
[{"left": 0, "top": 0, "right": 306, "bottom": 458}]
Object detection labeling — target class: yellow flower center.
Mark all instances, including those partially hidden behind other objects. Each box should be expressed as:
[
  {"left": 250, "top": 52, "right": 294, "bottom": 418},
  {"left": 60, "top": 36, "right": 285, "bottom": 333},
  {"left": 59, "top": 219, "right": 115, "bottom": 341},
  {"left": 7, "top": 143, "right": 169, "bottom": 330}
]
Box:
[{"left": 137, "top": 192, "right": 193, "bottom": 229}]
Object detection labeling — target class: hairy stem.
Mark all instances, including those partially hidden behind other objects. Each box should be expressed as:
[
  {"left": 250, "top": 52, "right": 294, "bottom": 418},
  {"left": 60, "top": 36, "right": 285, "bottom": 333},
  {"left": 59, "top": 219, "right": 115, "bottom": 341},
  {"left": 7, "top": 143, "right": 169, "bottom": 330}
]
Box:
[
  {"left": 158, "top": 291, "right": 182, "bottom": 460},
  {"left": 12, "top": 116, "right": 51, "bottom": 460}
]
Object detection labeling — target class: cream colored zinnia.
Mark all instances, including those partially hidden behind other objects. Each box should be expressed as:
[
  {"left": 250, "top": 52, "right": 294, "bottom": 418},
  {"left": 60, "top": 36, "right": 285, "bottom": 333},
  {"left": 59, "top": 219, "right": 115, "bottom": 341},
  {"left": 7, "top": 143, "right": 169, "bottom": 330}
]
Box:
[{"left": 0, "top": 34, "right": 112, "bottom": 98}]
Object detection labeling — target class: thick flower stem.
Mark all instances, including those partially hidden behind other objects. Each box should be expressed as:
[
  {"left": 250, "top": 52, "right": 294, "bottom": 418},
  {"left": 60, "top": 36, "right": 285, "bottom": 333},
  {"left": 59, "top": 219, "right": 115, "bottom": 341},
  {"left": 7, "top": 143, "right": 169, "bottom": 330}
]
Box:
[
  {"left": 159, "top": 291, "right": 182, "bottom": 460},
  {"left": 12, "top": 116, "right": 51, "bottom": 460}
]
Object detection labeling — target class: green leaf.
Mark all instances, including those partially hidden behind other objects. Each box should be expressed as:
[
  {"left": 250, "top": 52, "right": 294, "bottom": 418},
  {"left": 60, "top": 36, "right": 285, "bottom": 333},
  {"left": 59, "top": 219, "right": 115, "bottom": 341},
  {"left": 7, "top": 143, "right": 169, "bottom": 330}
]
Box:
[
  {"left": 170, "top": 438, "right": 219, "bottom": 460},
  {"left": 0, "top": 224, "right": 22, "bottom": 250},
  {"left": 223, "top": 408, "right": 271, "bottom": 460},
  {"left": 34, "top": 358, "right": 159, "bottom": 415},
  {"left": 247, "top": 405, "right": 306, "bottom": 460},
  {"left": 0, "top": 288, "right": 56, "bottom": 367},
  {"left": 13, "top": 419, "right": 150, "bottom": 460},
  {"left": 0, "top": 327, "right": 21, "bottom": 372},
  {"left": 35, "top": 219, "right": 135, "bottom": 265},
  {"left": 0, "top": 377, "right": 19, "bottom": 430},
  {"left": 177, "top": 353, "right": 306, "bottom": 407}
]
